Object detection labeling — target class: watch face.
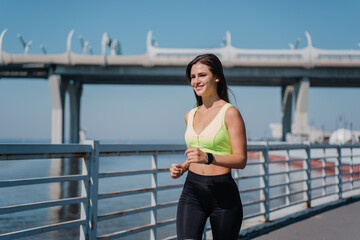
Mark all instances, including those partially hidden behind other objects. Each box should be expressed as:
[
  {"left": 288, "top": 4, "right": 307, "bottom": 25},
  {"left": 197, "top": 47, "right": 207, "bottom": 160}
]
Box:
[{"left": 206, "top": 153, "right": 214, "bottom": 164}]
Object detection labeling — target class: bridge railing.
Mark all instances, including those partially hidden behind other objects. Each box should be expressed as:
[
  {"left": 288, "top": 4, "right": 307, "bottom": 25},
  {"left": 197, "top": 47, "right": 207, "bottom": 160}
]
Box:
[
  {"left": 1, "top": 142, "right": 360, "bottom": 240},
  {"left": 0, "top": 144, "right": 92, "bottom": 240}
]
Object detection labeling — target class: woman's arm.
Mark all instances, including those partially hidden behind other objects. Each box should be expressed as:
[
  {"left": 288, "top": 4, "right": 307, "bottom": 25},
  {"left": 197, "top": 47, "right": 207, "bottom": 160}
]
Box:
[
  {"left": 185, "top": 106, "right": 247, "bottom": 169},
  {"left": 169, "top": 110, "right": 192, "bottom": 179}
]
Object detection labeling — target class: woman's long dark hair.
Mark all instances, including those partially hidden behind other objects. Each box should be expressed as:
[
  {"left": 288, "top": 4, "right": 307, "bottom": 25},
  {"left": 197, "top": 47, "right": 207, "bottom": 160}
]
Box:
[{"left": 186, "top": 54, "right": 230, "bottom": 106}]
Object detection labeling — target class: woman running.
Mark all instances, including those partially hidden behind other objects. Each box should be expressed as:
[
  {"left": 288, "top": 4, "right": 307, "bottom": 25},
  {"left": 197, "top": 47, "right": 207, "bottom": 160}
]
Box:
[{"left": 170, "top": 53, "right": 247, "bottom": 240}]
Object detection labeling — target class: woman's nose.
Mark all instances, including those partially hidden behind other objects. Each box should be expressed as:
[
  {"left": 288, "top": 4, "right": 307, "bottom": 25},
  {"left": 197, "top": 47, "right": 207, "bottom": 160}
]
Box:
[{"left": 193, "top": 76, "right": 199, "bottom": 84}]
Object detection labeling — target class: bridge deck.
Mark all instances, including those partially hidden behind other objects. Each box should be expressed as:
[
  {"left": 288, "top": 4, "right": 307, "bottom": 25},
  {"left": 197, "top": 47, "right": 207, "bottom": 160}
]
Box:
[{"left": 252, "top": 200, "right": 360, "bottom": 240}]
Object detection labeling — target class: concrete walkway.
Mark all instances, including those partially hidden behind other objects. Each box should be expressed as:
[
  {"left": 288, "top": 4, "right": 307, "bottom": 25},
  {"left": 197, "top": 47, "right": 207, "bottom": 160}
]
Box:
[{"left": 251, "top": 200, "right": 360, "bottom": 240}]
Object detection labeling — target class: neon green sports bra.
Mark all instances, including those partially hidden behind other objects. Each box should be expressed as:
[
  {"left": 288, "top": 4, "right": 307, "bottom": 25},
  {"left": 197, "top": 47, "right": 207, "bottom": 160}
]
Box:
[{"left": 185, "top": 103, "right": 233, "bottom": 155}]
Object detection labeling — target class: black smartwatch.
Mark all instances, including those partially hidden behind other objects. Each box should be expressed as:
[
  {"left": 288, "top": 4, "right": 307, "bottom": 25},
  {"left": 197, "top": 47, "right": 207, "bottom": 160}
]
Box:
[{"left": 205, "top": 153, "right": 214, "bottom": 165}]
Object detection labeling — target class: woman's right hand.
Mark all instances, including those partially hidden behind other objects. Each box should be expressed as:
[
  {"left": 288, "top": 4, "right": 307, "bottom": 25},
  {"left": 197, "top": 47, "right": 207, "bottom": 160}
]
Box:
[{"left": 170, "top": 163, "right": 186, "bottom": 179}]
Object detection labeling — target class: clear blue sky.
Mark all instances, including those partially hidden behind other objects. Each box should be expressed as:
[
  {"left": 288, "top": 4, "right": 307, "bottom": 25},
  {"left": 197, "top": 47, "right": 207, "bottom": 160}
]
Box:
[{"left": 0, "top": 0, "right": 359, "bottom": 143}]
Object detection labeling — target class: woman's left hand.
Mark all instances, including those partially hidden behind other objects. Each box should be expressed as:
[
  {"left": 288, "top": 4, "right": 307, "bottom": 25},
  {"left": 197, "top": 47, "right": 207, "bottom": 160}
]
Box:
[{"left": 185, "top": 146, "right": 208, "bottom": 164}]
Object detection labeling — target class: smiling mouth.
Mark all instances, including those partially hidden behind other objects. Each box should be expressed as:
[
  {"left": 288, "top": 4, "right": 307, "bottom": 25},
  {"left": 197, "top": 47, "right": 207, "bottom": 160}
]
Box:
[{"left": 194, "top": 84, "right": 204, "bottom": 90}]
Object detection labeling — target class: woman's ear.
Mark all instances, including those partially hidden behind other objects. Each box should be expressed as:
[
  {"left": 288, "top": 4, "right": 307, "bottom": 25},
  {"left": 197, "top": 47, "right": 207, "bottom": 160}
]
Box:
[{"left": 215, "top": 78, "right": 220, "bottom": 83}]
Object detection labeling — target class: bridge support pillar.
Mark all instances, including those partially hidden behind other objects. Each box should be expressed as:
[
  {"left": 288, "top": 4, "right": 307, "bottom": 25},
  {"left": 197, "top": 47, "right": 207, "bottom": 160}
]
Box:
[
  {"left": 292, "top": 77, "right": 310, "bottom": 137},
  {"left": 68, "top": 81, "right": 83, "bottom": 144},
  {"left": 49, "top": 74, "right": 66, "bottom": 144},
  {"left": 49, "top": 76, "right": 83, "bottom": 221},
  {"left": 281, "top": 85, "right": 294, "bottom": 141},
  {"left": 63, "top": 80, "right": 83, "bottom": 220},
  {"left": 49, "top": 74, "right": 67, "bottom": 222}
]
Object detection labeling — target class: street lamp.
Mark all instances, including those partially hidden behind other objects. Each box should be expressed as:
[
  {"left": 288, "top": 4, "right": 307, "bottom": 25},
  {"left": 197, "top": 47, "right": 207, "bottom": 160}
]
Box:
[
  {"left": 110, "top": 39, "right": 121, "bottom": 55},
  {"left": 17, "top": 34, "right": 32, "bottom": 54},
  {"left": 102, "top": 32, "right": 121, "bottom": 57},
  {"left": 40, "top": 45, "right": 47, "bottom": 54},
  {"left": 79, "top": 35, "right": 91, "bottom": 54},
  {"left": 289, "top": 37, "right": 301, "bottom": 50}
]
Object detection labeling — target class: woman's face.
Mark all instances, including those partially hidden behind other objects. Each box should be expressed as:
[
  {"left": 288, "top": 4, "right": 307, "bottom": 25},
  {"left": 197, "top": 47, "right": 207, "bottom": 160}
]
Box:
[{"left": 190, "top": 62, "right": 219, "bottom": 97}]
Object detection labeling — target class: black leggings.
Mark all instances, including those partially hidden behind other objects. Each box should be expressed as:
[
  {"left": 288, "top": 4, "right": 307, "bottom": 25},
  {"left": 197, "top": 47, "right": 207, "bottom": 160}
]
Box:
[{"left": 176, "top": 171, "right": 243, "bottom": 240}]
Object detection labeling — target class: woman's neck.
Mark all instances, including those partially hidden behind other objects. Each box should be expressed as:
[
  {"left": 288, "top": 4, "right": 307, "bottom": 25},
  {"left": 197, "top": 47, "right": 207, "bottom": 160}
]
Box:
[{"left": 201, "top": 94, "right": 222, "bottom": 109}]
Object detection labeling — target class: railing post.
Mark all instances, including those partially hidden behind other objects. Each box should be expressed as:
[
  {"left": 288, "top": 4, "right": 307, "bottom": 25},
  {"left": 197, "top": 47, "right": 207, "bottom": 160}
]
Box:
[
  {"left": 150, "top": 153, "right": 158, "bottom": 240},
  {"left": 80, "top": 140, "right": 99, "bottom": 240},
  {"left": 259, "top": 150, "right": 265, "bottom": 221},
  {"left": 203, "top": 225, "right": 207, "bottom": 240},
  {"left": 321, "top": 148, "right": 326, "bottom": 196},
  {"left": 80, "top": 142, "right": 91, "bottom": 240},
  {"left": 337, "top": 146, "right": 343, "bottom": 200},
  {"left": 263, "top": 146, "right": 270, "bottom": 222},
  {"left": 349, "top": 147, "right": 354, "bottom": 190},
  {"left": 285, "top": 149, "right": 290, "bottom": 206},
  {"left": 305, "top": 145, "right": 312, "bottom": 208}
]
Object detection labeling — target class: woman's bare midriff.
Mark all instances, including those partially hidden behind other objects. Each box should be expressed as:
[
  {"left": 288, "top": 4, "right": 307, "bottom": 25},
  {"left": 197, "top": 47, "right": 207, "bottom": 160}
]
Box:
[{"left": 189, "top": 163, "right": 231, "bottom": 176}]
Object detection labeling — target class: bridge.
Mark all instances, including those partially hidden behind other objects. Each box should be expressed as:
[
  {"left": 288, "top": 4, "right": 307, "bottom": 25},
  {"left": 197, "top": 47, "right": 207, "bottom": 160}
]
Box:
[{"left": 1, "top": 29, "right": 360, "bottom": 143}]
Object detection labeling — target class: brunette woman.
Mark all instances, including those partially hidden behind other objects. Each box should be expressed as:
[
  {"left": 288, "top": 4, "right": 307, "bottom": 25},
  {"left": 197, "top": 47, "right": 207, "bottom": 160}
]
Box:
[{"left": 170, "top": 54, "right": 247, "bottom": 240}]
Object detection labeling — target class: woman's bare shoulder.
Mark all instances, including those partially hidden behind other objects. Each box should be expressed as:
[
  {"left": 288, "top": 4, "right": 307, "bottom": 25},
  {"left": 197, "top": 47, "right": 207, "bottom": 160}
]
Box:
[
  {"left": 225, "top": 105, "right": 244, "bottom": 124},
  {"left": 184, "top": 110, "right": 191, "bottom": 125},
  {"left": 227, "top": 105, "right": 241, "bottom": 115}
]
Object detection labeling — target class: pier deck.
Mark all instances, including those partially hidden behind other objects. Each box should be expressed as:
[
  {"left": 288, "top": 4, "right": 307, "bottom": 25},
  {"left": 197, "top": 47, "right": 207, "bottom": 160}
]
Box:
[{"left": 252, "top": 199, "right": 360, "bottom": 240}]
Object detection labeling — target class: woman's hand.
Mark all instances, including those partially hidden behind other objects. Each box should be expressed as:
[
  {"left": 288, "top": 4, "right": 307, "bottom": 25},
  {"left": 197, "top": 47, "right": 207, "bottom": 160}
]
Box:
[
  {"left": 170, "top": 161, "right": 189, "bottom": 179},
  {"left": 170, "top": 164, "right": 182, "bottom": 179},
  {"left": 185, "top": 146, "right": 208, "bottom": 164}
]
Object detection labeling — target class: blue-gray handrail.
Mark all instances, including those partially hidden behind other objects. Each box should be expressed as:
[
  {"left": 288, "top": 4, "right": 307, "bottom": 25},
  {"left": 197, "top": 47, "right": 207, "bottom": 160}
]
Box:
[{"left": 0, "top": 141, "right": 360, "bottom": 240}]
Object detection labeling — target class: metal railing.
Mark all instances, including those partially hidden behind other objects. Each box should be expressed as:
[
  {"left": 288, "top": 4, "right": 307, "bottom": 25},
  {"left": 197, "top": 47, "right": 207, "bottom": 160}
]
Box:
[{"left": 0, "top": 142, "right": 360, "bottom": 240}]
